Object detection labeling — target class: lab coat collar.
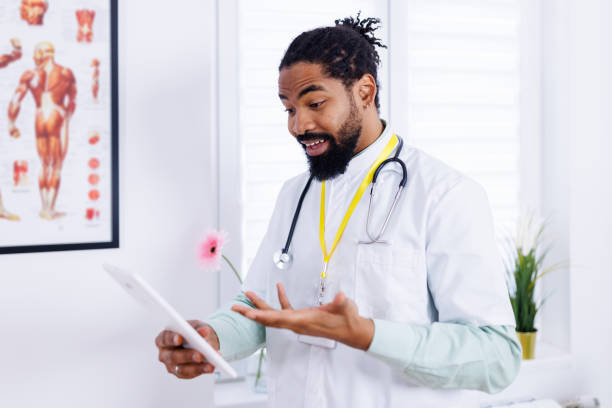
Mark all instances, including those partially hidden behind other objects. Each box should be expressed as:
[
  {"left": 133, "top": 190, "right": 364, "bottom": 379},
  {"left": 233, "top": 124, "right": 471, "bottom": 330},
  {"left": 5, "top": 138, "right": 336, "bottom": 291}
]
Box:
[{"left": 330, "top": 119, "right": 393, "bottom": 184}]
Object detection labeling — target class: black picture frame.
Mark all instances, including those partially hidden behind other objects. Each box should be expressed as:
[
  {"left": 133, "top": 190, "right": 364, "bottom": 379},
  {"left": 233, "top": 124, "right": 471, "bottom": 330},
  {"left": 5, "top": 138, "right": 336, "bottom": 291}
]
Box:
[{"left": 0, "top": 0, "right": 119, "bottom": 255}]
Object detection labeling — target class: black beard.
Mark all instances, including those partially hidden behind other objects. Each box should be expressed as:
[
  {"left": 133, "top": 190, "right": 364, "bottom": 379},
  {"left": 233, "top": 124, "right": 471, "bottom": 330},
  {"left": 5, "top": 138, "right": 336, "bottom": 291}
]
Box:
[{"left": 298, "top": 110, "right": 362, "bottom": 181}]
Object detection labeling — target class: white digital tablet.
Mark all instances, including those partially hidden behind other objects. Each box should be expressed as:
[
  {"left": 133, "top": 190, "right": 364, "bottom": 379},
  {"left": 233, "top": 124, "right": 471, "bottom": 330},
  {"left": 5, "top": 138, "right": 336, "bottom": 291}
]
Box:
[{"left": 103, "top": 263, "right": 238, "bottom": 378}]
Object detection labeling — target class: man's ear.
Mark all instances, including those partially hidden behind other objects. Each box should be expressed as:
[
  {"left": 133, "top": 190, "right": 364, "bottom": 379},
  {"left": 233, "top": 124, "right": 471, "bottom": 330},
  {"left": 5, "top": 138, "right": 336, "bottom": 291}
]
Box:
[{"left": 356, "top": 74, "right": 377, "bottom": 109}]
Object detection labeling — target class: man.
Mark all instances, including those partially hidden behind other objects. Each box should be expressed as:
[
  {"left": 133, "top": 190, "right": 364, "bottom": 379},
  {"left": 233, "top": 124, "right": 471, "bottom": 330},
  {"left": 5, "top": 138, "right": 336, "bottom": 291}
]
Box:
[
  {"left": 156, "top": 15, "right": 521, "bottom": 407},
  {"left": 0, "top": 39, "right": 23, "bottom": 221},
  {"left": 8, "top": 41, "right": 76, "bottom": 220}
]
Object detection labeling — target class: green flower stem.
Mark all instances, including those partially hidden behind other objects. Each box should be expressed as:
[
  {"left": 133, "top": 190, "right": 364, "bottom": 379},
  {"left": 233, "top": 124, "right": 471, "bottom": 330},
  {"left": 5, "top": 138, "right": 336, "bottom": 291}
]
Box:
[
  {"left": 255, "top": 348, "right": 264, "bottom": 386},
  {"left": 220, "top": 252, "right": 264, "bottom": 385},
  {"left": 222, "top": 254, "right": 243, "bottom": 284}
]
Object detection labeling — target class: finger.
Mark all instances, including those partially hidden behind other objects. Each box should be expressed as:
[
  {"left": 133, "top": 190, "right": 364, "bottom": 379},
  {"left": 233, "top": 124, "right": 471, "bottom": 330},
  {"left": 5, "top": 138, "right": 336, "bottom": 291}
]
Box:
[
  {"left": 188, "top": 319, "right": 208, "bottom": 331},
  {"left": 244, "top": 291, "right": 273, "bottom": 310},
  {"left": 318, "top": 292, "right": 347, "bottom": 313},
  {"left": 276, "top": 283, "right": 293, "bottom": 310},
  {"left": 197, "top": 325, "right": 210, "bottom": 338},
  {"left": 237, "top": 308, "right": 295, "bottom": 329},
  {"left": 333, "top": 291, "right": 347, "bottom": 305},
  {"left": 155, "top": 330, "right": 183, "bottom": 348},
  {"left": 173, "top": 363, "right": 215, "bottom": 379},
  {"left": 232, "top": 304, "right": 261, "bottom": 320},
  {"left": 159, "top": 348, "right": 206, "bottom": 365},
  {"left": 231, "top": 304, "right": 254, "bottom": 316}
]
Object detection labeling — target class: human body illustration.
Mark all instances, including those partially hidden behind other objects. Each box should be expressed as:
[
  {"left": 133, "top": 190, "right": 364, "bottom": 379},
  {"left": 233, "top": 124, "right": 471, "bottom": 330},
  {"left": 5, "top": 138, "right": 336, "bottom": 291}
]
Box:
[
  {"left": 13, "top": 160, "right": 28, "bottom": 187},
  {"left": 0, "top": 39, "right": 23, "bottom": 221},
  {"left": 8, "top": 42, "right": 77, "bottom": 220},
  {"left": 76, "top": 10, "right": 95, "bottom": 43},
  {"left": 91, "top": 59, "right": 99, "bottom": 100},
  {"left": 20, "top": 0, "right": 48, "bottom": 25},
  {"left": 0, "top": 38, "right": 22, "bottom": 68}
]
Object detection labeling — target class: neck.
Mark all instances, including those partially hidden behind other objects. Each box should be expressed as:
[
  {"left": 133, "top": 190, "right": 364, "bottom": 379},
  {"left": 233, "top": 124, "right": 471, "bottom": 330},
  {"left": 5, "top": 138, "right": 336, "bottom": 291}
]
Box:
[
  {"left": 40, "top": 58, "right": 54, "bottom": 69},
  {"left": 353, "top": 112, "right": 384, "bottom": 155}
]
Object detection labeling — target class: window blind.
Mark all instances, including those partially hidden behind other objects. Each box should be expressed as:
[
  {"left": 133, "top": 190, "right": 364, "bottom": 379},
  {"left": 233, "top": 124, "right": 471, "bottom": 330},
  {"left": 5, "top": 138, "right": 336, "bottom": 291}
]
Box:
[{"left": 398, "top": 0, "right": 521, "bottom": 233}]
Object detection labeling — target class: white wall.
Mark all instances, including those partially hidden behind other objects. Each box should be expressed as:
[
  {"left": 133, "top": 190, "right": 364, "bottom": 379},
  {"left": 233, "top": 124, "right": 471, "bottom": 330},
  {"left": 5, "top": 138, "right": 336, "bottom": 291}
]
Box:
[
  {"left": 0, "top": 1, "right": 219, "bottom": 407},
  {"left": 491, "top": 0, "right": 612, "bottom": 405},
  {"left": 567, "top": 0, "right": 612, "bottom": 404}
]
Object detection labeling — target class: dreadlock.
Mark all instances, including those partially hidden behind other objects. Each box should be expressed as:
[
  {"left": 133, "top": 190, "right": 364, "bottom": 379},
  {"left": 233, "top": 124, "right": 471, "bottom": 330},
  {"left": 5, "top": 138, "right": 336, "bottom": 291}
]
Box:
[{"left": 279, "top": 12, "right": 387, "bottom": 111}]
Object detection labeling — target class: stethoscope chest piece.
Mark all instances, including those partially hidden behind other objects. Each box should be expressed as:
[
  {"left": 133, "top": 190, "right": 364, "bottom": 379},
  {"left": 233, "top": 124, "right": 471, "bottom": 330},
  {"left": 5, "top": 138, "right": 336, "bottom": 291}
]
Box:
[{"left": 273, "top": 249, "right": 293, "bottom": 270}]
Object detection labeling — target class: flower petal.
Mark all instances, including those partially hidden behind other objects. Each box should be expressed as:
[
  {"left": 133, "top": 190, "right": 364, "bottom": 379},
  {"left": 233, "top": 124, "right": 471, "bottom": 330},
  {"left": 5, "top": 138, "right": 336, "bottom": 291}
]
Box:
[{"left": 197, "top": 230, "right": 226, "bottom": 271}]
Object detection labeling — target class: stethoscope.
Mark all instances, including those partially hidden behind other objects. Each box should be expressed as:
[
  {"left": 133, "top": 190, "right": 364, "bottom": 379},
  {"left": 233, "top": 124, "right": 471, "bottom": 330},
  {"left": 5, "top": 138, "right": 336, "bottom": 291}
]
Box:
[{"left": 273, "top": 136, "right": 408, "bottom": 270}]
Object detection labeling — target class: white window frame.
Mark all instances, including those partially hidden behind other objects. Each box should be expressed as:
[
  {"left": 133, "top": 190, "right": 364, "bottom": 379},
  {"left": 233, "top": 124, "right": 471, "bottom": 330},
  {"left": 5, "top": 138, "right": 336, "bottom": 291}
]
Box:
[{"left": 217, "top": 0, "right": 243, "bottom": 307}]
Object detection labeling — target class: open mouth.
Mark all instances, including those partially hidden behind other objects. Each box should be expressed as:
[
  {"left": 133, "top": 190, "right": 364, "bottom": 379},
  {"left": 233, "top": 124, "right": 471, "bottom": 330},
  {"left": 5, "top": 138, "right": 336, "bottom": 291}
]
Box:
[{"left": 301, "top": 138, "right": 329, "bottom": 156}]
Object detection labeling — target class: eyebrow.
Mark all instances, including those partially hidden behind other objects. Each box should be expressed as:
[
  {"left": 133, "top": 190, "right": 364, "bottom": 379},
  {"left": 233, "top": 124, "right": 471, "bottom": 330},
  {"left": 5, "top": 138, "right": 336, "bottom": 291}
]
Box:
[{"left": 279, "top": 84, "right": 326, "bottom": 100}]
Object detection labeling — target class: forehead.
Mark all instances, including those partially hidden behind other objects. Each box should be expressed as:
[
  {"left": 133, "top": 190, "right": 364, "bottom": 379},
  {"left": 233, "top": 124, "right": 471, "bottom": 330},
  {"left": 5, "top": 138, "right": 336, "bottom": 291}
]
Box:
[
  {"left": 25, "top": 0, "right": 47, "bottom": 6},
  {"left": 278, "top": 62, "right": 344, "bottom": 98}
]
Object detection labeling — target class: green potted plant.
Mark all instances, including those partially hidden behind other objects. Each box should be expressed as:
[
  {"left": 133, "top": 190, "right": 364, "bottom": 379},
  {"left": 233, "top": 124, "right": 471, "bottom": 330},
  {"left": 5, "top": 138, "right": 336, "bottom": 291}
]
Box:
[{"left": 504, "top": 214, "right": 563, "bottom": 359}]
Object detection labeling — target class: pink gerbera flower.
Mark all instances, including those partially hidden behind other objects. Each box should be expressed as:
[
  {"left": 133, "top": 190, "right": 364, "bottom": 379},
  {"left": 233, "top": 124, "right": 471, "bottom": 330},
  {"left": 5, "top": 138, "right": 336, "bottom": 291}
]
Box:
[{"left": 198, "top": 230, "right": 226, "bottom": 271}]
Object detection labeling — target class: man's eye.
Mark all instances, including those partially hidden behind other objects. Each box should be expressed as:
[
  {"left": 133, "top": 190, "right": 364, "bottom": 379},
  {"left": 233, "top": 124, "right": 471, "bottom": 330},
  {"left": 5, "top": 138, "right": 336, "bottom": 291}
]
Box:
[
  {"left": 284, "top": 108, "right": 295, "bottom": 114},
  {"left": 310, "top": 101, "right": 324, "bottom": 109}
]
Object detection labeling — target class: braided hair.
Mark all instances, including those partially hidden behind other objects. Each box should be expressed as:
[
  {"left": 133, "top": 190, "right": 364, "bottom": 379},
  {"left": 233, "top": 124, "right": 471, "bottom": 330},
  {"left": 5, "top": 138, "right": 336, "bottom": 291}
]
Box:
[{"left": 279, "top": 12, "right": 387, "bottom": 111}]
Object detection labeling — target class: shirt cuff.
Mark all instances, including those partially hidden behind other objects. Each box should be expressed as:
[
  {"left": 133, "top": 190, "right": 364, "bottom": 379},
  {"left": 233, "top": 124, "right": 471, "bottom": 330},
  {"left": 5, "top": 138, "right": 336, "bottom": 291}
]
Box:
[
  {"left": 203, "top": 316, "right": 236, "bottom": 359},
  {"left": 365, "top": 318, "right": 419, "bottom": 368},
  {"left": 203, "top": 293, "right": 266, "bottom": 361}
]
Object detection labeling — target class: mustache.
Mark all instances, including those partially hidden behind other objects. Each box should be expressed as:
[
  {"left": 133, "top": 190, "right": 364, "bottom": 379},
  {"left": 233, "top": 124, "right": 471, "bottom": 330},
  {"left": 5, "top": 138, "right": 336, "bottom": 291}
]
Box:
[{"left": 296, "top": 133, "right": 332, "bottom": 143}]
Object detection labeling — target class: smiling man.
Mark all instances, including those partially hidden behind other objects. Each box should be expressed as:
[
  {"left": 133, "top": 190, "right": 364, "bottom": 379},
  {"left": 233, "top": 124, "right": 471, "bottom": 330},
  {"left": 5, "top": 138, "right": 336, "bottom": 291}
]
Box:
[
  {"left": 280, "top": 62, "right": 378, "bottom": 181},
  {"left": 156, "top": 14, "right": 521, "bottom": 407}
]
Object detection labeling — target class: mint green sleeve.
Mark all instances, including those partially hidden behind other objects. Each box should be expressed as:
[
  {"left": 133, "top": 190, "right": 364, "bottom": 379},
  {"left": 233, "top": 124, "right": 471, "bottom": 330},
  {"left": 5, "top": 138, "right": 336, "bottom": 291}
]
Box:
[
  {"left": 366, "top": 321, "right": 522, "bottom": 394},
  {"left": 203, "top": 293, "right": 266, "bottom": 361}
]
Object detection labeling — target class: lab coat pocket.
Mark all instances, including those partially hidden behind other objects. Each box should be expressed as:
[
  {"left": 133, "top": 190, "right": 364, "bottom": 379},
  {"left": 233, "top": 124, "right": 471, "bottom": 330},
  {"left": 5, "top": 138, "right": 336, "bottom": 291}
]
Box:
[{"left": 354, "top": 243, "right": 420, "bottom": 321}]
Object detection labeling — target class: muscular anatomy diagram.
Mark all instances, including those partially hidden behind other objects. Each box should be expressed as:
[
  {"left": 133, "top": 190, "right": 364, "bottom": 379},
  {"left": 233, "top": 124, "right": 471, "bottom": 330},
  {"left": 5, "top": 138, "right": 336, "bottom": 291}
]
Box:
[
  {"left": 88, "top": 130, "right": 99, "bottom": 145},
  {"left": 14, "top": 160, "right": 29, "bottom": 187},
  {"left": 8, "top": 42, "right": 77, "bottom": 220},
  {"left": 20, "top": 0, "right": 48, "bottom": 26},
  {"left": 0, "top": 39, "right": 22, "bottom": 68},
  {"left": 91, "top": 59, "right": 99, "bottom": 101},
  {"left": 76, "top": 9, "right": 95, "bottom": 43},
  {"left": 0, "top": 39, "right": 23, "bottom": 221}
]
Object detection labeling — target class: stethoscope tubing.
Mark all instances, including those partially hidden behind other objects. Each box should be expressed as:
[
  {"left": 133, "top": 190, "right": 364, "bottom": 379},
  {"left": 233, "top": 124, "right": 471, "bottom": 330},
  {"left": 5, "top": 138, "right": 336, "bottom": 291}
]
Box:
[
  {"left": 277, "top": 135, "right": 407, "bottom": 267},
  {"left": 281, "top": 173, "right": 315, "bottom": 255}
]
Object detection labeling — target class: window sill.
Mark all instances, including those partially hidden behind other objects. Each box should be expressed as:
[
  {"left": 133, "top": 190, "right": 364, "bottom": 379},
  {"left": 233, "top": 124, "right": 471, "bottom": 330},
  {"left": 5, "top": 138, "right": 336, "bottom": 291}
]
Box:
[
  {"left": 519, "top": 340, "right": 573, "bottom": 373},
  {"left": 214, "top": 376, "right": 267, "bottom": 408},
  {"left": 479, "top": 340, "right": 574, "bottom": 406}
]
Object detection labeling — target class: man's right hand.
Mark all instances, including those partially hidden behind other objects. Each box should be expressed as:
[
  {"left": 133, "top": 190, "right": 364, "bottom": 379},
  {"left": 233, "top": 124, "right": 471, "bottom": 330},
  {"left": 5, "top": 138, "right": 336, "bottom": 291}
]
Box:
[{"left": 155, "top": 320, "right": 220, "bottom": 379}]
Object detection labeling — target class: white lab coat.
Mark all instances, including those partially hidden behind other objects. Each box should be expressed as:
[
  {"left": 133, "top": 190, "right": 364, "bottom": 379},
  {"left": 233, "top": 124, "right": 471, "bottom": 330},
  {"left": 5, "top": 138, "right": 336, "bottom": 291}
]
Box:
[{"left": 242, "top": 124, "right": 515, "bottom": 408}]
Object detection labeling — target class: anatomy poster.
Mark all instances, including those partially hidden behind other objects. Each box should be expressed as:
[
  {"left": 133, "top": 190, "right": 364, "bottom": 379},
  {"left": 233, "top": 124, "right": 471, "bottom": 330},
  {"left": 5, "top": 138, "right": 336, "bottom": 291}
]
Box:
[{"left": 0, "top": 0, "right": 118, "bottom": 254}]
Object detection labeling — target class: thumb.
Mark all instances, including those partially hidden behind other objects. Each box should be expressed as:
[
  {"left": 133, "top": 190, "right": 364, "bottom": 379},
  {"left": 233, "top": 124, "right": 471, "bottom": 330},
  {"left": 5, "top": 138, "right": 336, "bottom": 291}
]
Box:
[
  {"left": 197, "top": 325, "right": 221, "bottom": 351},
  {"left": 319, "top": 291, "right": 348, "bottom": 313},
  {"left": 197, "top": 326, "right": 211, "bottom": 338},
  {"left": 333, "top": 291, "right": 347, "bottom": 306}
]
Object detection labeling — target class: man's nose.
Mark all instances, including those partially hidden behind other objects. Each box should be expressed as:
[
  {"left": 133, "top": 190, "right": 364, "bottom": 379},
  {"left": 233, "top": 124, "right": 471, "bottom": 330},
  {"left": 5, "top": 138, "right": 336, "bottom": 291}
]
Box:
[{"left": 291, "top": 109, "right": 315, "bottom": 136}]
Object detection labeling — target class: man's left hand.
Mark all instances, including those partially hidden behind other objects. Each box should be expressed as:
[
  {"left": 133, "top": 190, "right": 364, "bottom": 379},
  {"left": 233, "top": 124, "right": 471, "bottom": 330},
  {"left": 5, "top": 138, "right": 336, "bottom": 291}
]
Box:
[{"left": 231, "top": 283, "right": 374, "bottom": 351}]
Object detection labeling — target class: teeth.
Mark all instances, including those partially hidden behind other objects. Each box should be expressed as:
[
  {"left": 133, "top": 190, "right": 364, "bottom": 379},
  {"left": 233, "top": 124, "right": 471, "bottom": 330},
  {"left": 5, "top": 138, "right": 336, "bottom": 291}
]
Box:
[{"left": 304, "top": 139, "right": 325, "bottom": 147}]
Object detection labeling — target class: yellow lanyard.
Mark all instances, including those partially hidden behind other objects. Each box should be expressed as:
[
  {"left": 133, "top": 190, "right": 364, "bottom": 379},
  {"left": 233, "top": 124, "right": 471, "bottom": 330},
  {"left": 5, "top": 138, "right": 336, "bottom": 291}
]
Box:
[{"left": 318, "top": 134, "right": 398, "bottom": 284}]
